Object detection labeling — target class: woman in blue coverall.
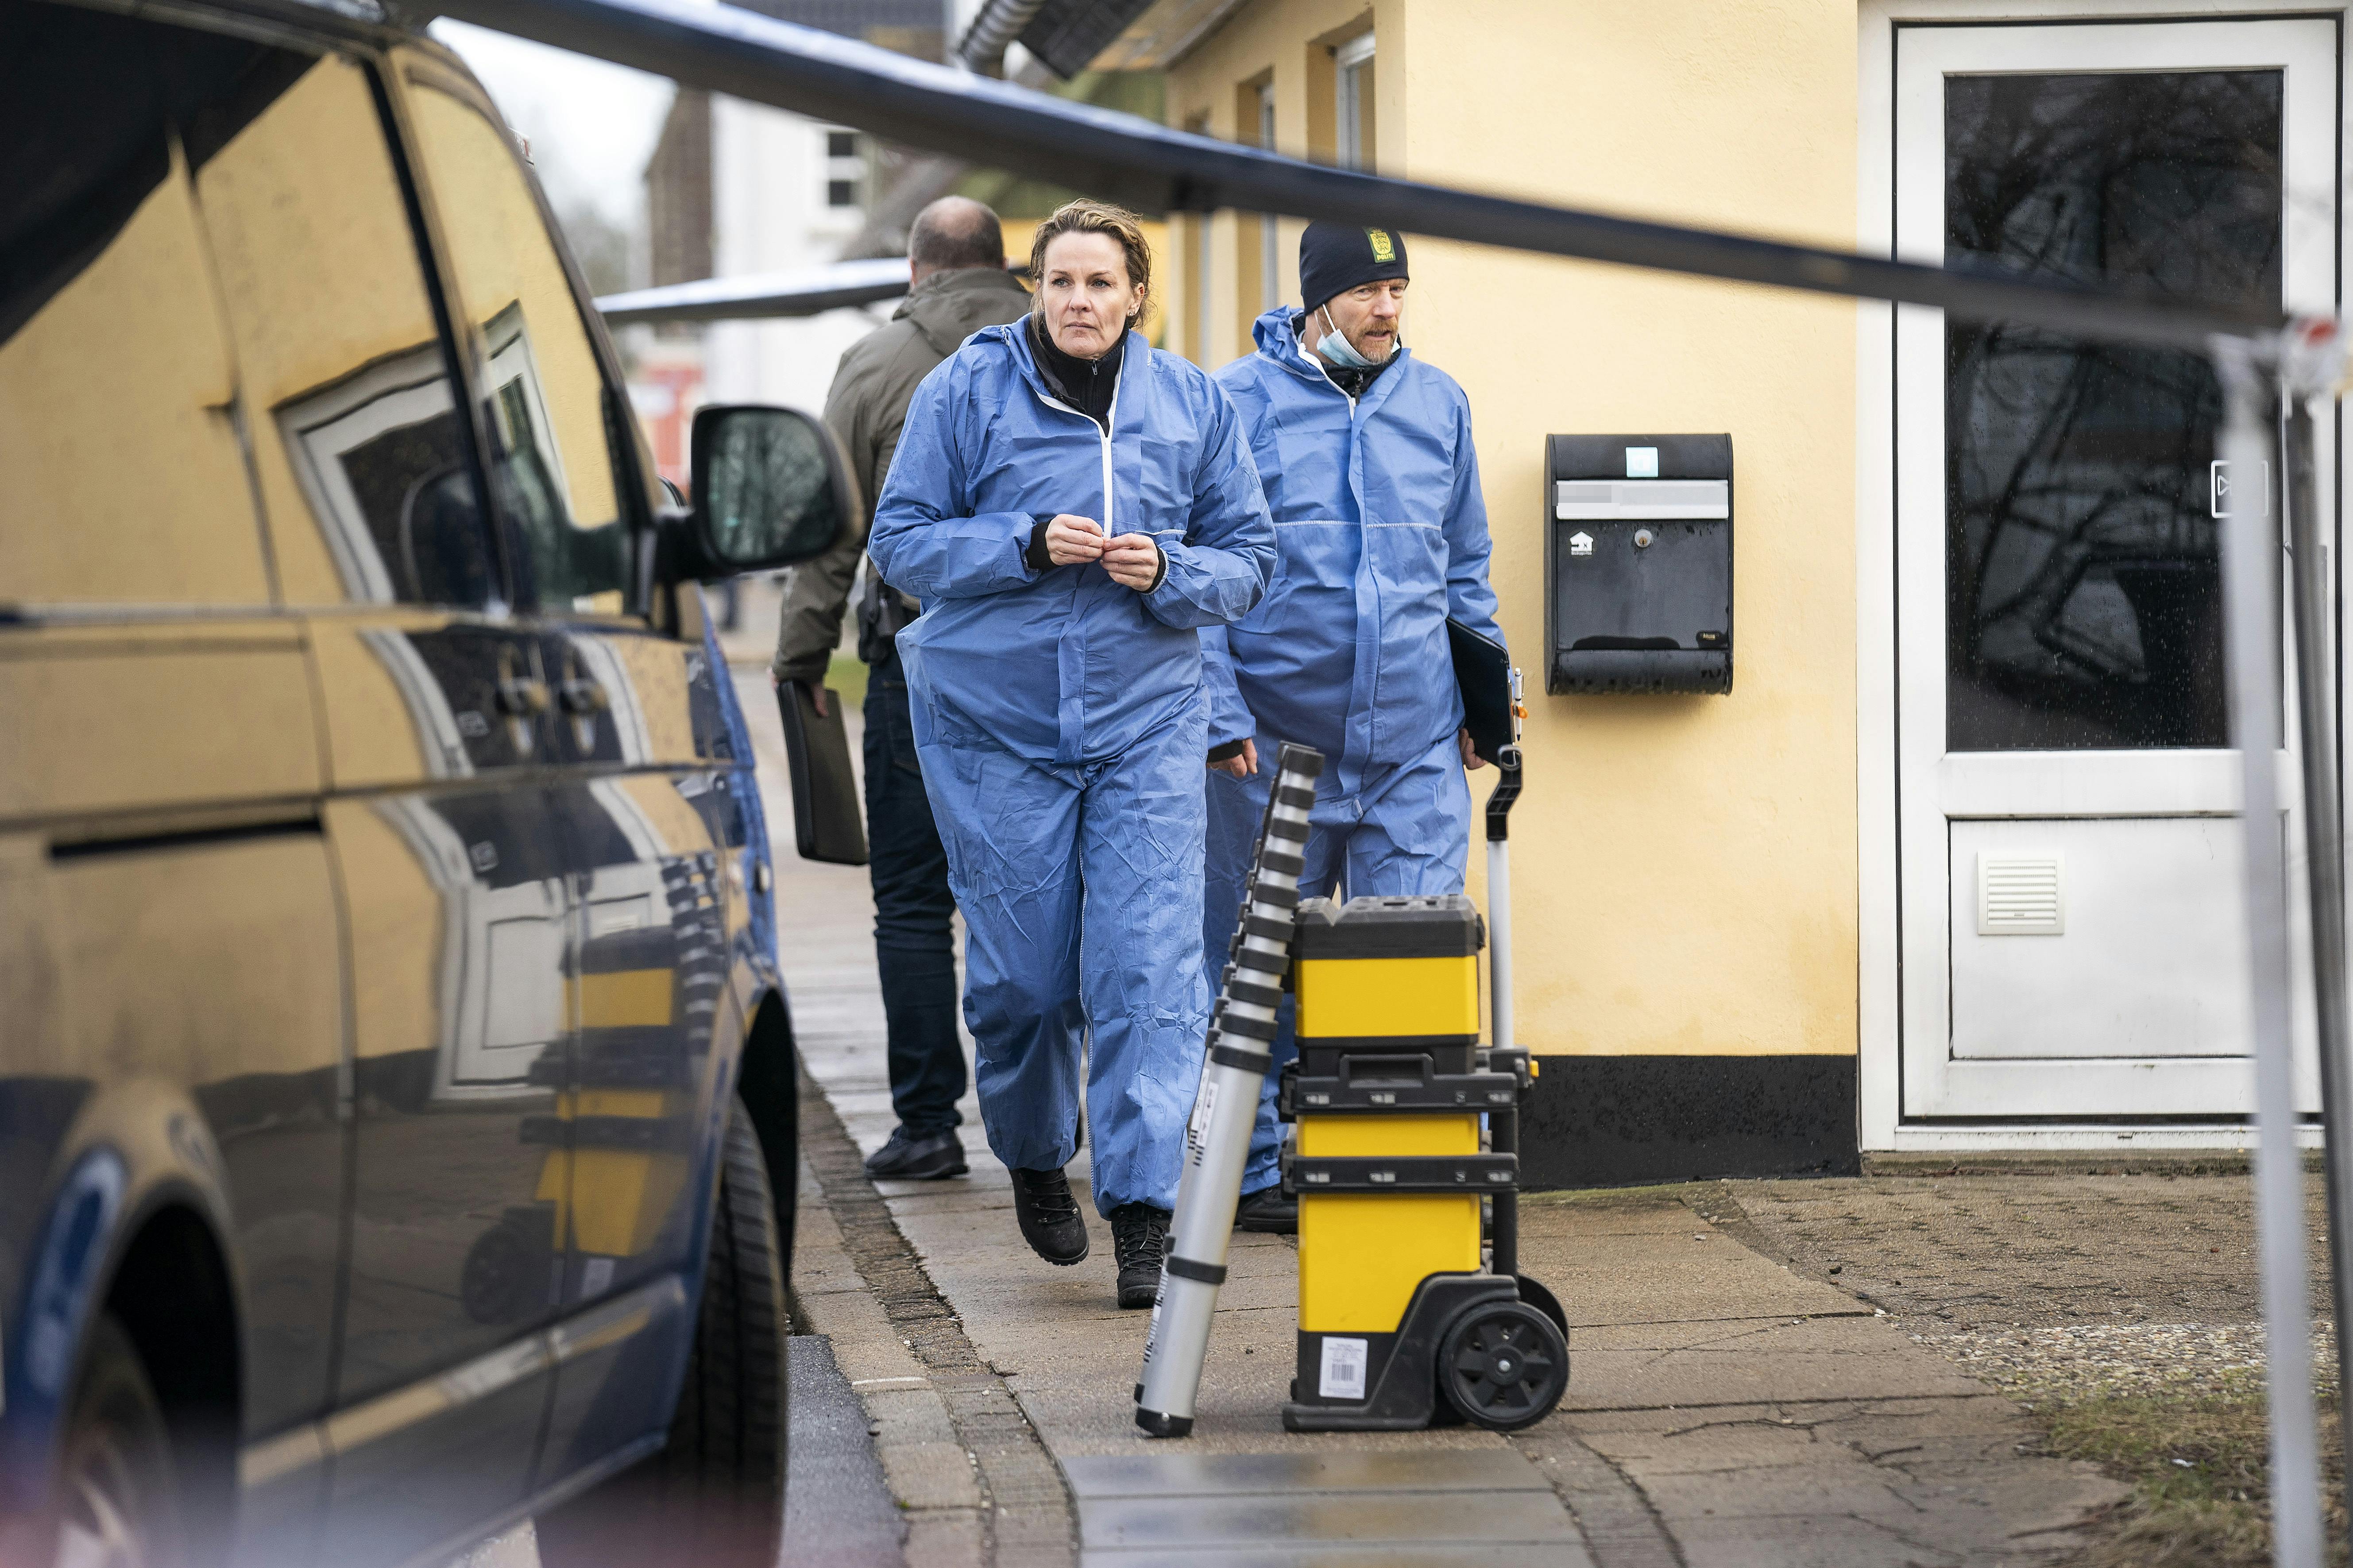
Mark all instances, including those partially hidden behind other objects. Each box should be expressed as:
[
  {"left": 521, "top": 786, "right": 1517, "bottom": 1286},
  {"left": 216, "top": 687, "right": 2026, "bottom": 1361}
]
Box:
[{"left": 868, "top": 199, "right": 1274, "bottom": 1309}]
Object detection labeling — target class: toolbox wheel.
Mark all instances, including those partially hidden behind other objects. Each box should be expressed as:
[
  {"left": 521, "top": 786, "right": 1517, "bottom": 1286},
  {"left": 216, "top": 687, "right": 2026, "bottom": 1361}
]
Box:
[{"left": 1437, "top": 1300, "right": 1568, "bottom": 1431}]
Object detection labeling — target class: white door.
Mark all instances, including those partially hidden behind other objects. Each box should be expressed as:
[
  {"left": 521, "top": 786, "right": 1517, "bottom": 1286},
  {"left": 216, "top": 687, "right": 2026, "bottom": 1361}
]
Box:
[{"left": 1893, "top": 17, "right": 2338, "bottom": 1119}]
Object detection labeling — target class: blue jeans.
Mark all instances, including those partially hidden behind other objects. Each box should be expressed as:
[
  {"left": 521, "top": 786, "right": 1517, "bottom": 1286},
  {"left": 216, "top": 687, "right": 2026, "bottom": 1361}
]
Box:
[{"left": 865, "top": 646, "right": 965, "bottom": 1135}]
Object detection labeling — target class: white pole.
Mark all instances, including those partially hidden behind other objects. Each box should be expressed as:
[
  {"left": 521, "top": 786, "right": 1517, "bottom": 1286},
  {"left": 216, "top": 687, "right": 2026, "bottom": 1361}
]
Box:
[{"left": 2215, "top": 333, "right": 2325, "bottom": 1568}]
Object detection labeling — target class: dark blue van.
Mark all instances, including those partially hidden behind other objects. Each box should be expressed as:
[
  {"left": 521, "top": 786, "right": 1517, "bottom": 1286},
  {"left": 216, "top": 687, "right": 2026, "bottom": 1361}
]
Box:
[{"left": 0, "top": 4, "right": 843, "bottom": 1563}]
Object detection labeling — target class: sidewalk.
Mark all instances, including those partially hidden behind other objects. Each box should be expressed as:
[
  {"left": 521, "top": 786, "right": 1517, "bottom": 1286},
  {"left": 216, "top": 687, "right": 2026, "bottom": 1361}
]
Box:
[{"left": 735, "top": 660, "right": 2127, "bottom": 1567}]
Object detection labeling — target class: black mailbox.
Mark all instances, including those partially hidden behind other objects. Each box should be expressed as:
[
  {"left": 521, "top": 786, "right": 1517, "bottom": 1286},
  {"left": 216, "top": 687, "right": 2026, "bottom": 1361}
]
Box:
[{"left": 1545, "top": 434, "right": 1733, "bottom": 695}]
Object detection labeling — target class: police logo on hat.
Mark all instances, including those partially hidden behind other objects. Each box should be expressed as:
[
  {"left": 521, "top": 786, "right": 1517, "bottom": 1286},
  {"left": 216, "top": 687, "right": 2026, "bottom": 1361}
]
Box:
[{"left": 1300, "top": 219, "right": 1410, "bottom": 312}]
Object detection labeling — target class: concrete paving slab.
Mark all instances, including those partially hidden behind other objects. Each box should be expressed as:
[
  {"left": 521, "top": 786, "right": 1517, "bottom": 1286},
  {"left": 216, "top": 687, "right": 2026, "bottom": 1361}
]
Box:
[
  {"left": 1061, "top": 1448, "right": 1551, "bottom": 1496},
  {"left": 1080, "top": 1551, "right": 1573, "bottom": 1568},
  {"left": 1076, "top": 1491, "right": 1578, "bottom": 1549},
  {"left": 1065, "top": 1447, "right": 1583, "bottom": 1564},
  {"left": 1569, "top": 1312, "right": 1878, "bottom": 1349},
  {"left": 1536, "top": 1239, "right": 1863, "bottom": 1327},
  {"left": 1566, "top": 1341, "right": 1990, "bottom": 1410}
]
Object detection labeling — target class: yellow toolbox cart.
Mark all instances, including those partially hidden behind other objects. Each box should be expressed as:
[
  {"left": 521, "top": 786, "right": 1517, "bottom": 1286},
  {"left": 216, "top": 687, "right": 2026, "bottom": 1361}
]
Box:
[{"left": 1279, "top": 893, "right": 1569, "bottom": 1431}]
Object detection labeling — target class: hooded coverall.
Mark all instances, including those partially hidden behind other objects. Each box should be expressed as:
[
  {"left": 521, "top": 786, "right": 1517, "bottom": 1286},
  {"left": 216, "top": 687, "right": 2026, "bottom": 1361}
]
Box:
[
  {"left": 1203, "top": 306, "right": 1504, "bottom": 1199},
  {"left": 869, "top": 321, "right": 1274, "bottom": 1216}
]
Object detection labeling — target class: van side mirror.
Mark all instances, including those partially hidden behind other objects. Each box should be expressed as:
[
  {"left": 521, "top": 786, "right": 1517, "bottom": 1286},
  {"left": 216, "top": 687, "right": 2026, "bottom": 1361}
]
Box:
[{"left": 673, "top": 405, "right": 853, "bottom": 580}]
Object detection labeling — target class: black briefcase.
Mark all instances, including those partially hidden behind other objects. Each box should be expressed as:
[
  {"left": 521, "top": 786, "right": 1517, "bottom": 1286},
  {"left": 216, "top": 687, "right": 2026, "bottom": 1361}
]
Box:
[
  {"left": 1448, "top": 619, "right": 1514, "bottom": 765},
  {"left": 776, "top": 684, "right": 869, "bottom": 865}
]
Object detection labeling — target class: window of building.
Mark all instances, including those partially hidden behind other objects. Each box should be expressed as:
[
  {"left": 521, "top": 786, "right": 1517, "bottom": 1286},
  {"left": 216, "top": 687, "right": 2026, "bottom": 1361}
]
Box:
[
  {"left": 824, "top": 127, "right": 863, "bottom": 211},
  {"left": 1335, "top": 33, "right": 1375, "bottom": 170},
  {"left": 1233, "top": 75, "right": 1276, "bottom": 348},
  {"left": 1187, "top": 114, "right": 1213, "bottom": 365},
  {"left": 1257, "top": 82, "right": 1279, "bottom": 313}
]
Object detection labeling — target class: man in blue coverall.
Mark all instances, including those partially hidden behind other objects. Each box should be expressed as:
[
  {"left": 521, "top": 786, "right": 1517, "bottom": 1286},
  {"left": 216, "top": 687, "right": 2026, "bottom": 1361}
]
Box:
[{"left": 1202, "top": 221, "right": 1503, "bottom": 1234}]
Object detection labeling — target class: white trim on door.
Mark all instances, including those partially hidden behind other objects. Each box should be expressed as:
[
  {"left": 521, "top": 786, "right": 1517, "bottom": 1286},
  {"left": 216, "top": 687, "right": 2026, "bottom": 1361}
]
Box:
[{"left": 1857, "top": 0, "right": 2348, "bottom": 1149}]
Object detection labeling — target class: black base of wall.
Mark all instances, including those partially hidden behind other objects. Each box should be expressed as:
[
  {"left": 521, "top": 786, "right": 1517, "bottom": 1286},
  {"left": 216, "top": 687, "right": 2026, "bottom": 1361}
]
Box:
[{"left": 1521, "top": 1054, "right": 1858, "bottom": 1189}]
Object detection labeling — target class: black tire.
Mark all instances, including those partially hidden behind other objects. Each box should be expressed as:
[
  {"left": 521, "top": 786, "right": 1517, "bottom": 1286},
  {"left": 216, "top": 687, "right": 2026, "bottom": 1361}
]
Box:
[
  {"left": 1436, "top": 1299, "right": 1569, "bottom": 1432},
  {"left": 537, "top": 1099, "right": 788, "bottom": 1568},
  {"left": 53, "top": 1313, "right": 190, "bottom": 1568}
]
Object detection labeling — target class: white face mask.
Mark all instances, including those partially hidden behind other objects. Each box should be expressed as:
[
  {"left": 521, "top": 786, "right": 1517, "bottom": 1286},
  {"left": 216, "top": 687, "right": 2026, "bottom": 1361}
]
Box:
[{"left": 1314, "top": 304, "right": 1388, "bottom": 370}]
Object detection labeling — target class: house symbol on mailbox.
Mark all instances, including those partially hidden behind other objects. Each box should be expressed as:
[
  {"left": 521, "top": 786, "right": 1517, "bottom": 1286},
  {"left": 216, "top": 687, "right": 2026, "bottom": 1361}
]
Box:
[{"left": 1569, "top": 531, "right": 1594, "bottom": 557}]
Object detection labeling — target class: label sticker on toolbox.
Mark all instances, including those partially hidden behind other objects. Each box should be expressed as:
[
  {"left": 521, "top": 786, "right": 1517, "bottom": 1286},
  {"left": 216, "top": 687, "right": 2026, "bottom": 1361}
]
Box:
[{"left": 1318, "top": 1336, "right": 1369, "bottom": 1400}]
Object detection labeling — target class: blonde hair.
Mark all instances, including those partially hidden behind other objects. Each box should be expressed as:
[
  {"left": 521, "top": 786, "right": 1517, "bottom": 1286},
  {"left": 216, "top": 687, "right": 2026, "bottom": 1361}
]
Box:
[{"left": 1028, "top": 198, "right": 1152, "bottom": 326}]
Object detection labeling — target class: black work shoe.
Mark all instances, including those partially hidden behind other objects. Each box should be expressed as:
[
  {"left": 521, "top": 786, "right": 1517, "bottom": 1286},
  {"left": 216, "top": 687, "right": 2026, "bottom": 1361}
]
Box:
[
  {"left": 1109, "top": 1204, "right": 1172, "bottom": 1309},
  {"left": 1009, "top": 1166, "right": 1090, "bottom": 1265},
  {"left": 864, "top": 1127, "right": 968, "bottom": 1181},
  {"left": 1234, "top": 1186, "right": 1297, "bottom": 1235}
]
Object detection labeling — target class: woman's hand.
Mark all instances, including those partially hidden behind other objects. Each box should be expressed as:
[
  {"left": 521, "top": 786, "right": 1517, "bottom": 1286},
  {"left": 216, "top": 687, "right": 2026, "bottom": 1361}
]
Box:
[
  {"left": 1045, "top": 514, "right": 1106, "bottom": 566},
  {"left": 1101, "top": 533, "right": 1162, "bottom": 591},
  {"left": 1459, "top": 727, "right": 1487, "bottom": 771}
]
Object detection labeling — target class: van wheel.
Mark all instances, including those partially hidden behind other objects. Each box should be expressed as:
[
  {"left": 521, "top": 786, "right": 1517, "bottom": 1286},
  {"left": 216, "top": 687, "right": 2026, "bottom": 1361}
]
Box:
[
  {"left": 54, "top": 1313, "right": 189, "bottom": 1568},
  {"left": 537, "top": 1098, "right": 788, "bottom": 1568}
]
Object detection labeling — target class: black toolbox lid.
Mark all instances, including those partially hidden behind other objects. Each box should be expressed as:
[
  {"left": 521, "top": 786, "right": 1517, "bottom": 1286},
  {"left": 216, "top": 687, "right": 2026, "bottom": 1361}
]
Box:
[{"left": 1293, "top": 894, "right": 1485, "bottom": 961}]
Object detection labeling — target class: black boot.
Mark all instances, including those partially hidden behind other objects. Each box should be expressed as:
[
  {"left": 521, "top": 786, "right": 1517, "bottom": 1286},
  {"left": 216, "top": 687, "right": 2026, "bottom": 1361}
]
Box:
[
  {"left": 1234, "top": 1186, "right": 1296, "bottom": 1235},
  {"left": 1009, "top": 1166, "right": 1090, "bottom": 1265},
  {"left": 864, "top": 1126, "right": 968, "bottom": 1181},
  {"left": 1109, "top": 1203, "right": 1171, "bottom": 1310}
]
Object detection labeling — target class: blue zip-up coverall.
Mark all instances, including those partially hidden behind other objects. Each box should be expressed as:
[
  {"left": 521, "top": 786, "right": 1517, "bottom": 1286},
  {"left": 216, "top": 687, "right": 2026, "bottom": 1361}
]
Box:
[
  {"left": 1203, "top": 306, "right": 1504, "bottom": 1198},
  {"left": 869, "top": 321, "right": 1274, "bottom": 1216}
]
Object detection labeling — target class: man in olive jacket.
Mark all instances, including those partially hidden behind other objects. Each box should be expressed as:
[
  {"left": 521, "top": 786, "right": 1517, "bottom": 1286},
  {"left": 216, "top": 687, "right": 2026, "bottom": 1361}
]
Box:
[{"left": 773, "top": 197, "right": 1030, "bottom": 1179}]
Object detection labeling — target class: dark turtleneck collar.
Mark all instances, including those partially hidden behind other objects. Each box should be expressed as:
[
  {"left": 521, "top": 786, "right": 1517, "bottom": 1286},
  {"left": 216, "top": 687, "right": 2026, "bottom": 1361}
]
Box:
[{"left": 1028, "top": 314, "right": 1126, "bottom": 432}]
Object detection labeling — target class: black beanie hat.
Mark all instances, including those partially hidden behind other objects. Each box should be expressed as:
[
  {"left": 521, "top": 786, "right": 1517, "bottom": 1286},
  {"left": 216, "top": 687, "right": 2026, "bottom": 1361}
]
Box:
[{"left": 1297, "top": 221, "right": 1409, "bottom": 315}]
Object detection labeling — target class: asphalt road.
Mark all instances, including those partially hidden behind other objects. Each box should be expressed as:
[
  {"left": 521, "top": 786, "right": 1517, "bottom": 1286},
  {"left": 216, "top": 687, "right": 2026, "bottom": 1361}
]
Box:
[{"left": 784, "top": 1333, "right": 907, "bottom": 1568}]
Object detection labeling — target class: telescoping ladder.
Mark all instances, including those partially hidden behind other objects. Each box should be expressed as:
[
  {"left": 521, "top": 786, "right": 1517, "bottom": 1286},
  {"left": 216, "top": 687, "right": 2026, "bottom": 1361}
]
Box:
[{"left": 1135, "top": 742, "right": 1324, "bottom": 1438}]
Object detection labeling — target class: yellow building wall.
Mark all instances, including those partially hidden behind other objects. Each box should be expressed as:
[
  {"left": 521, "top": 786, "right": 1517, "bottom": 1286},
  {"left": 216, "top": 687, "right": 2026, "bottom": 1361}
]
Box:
[{"left": 1167, "top": 0, "right": 1858, "bottom": 1062}]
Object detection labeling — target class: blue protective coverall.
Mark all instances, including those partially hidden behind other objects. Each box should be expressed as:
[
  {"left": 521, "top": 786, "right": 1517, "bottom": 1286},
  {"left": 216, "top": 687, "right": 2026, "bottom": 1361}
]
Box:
[
  {"left": 868, "top": 321, "right": 1275, "bottom": 1216},
  {"left": 1202, "top": 306, "right": 1503, "bottom": 1197}
]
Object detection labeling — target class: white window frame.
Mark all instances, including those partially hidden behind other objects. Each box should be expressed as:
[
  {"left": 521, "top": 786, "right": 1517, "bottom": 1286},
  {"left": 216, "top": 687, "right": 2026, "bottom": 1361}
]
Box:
[
  {"left": 822, "top": 125, "right": 862, "bottom": 211},
  {"left": 1335, "top": 32, "right": 1374, "bottom": 170}
]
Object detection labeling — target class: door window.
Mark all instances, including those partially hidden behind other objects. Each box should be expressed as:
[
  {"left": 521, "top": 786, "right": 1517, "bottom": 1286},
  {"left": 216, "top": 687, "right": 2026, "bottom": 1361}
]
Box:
[
  {"left": 192, "top": 52, "right": 498, "bottom": 609},
  {"left": 1945, "top": 70, "right": 2282, "bottom": 751},
  {"left": 398, "top": 61, "right": 637, "bottom": 616},
  {"left": 0, "top": 5, "right": 284, "bottom": 609}
]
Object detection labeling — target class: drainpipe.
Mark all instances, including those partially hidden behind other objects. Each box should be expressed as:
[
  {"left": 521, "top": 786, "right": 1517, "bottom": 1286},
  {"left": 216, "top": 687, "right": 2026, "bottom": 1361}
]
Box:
[{"left": 955, "top": 0, "right": 1046, "bottom": 76}]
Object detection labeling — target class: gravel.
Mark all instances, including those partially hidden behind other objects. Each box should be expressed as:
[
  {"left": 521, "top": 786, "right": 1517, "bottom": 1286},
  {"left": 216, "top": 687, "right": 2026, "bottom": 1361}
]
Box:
[{"left": 1918, "top": 1321, "right": 2339, "bottom": 1403}]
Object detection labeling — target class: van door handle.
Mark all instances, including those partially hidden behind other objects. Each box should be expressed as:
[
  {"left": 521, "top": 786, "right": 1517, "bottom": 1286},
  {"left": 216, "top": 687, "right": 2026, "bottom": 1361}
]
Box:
[
  {"left": 558, "top": 677, "right": 609, "bottom": 716},
  {"left": 495, "top": 674, "right": 552, "bottom": 716}
]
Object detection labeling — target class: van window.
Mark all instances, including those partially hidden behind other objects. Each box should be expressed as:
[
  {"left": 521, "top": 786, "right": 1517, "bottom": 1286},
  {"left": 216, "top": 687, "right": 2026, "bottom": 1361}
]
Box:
[
  {"left": 399, "top": 62, "right": 637, "bottom": 617},
  {"left": 0, "top": 4, "right": 287, "bottom": 610},
  {"left": 193, "top": 53, "right": 498, "bottom": 608}
]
